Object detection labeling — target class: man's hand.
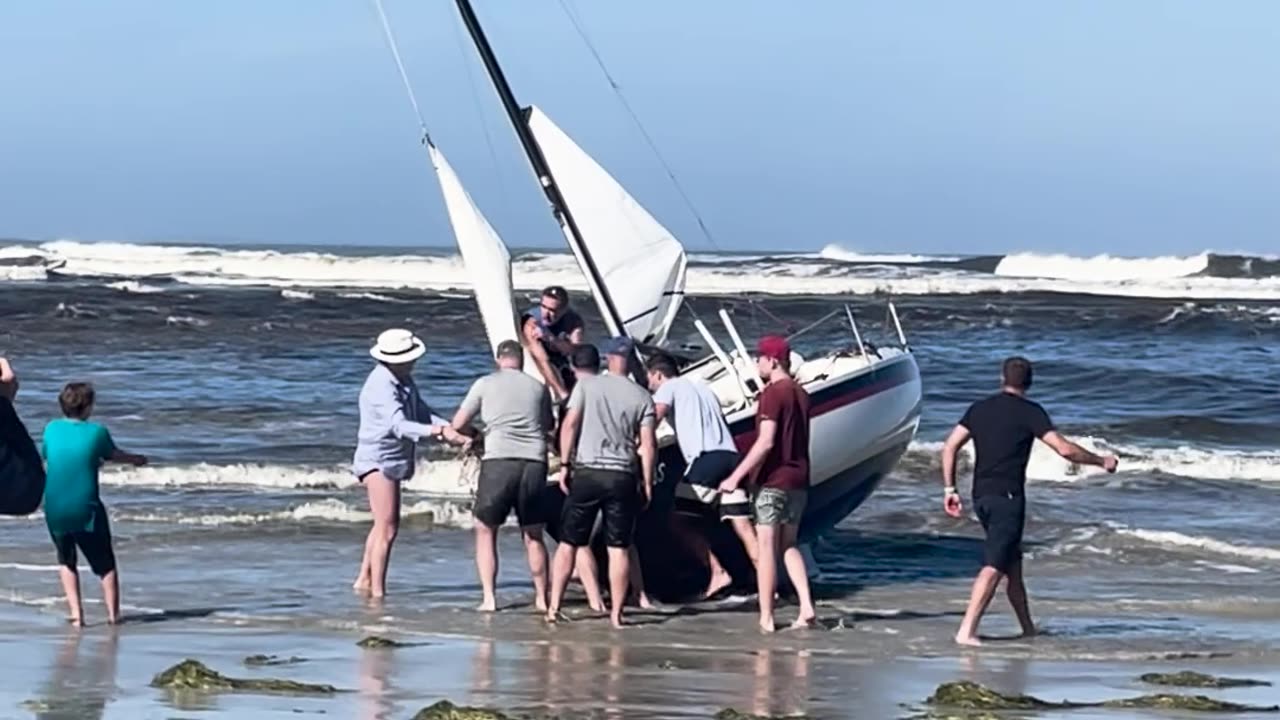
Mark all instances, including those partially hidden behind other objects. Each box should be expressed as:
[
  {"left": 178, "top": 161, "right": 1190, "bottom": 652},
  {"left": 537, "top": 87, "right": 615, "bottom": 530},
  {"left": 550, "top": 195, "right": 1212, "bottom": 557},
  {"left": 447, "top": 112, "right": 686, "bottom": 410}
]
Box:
[
  {"left": 943, "top": 489, "right": 962, "bottom": 518},
  {"left": 1102, "top": 455, "right": 1119, "bottom": 473},
  {"left": 131, "top": 454, "right": 149, "bottom": 467},
  {"left": 640, "top": 482, "right": 652, "bottom": 510},
  {"left": 558, "top": 466, "right": 571, "bottom": 495},
  {"left": 718, "top": 474, "right": 742, "bottom": 495}
]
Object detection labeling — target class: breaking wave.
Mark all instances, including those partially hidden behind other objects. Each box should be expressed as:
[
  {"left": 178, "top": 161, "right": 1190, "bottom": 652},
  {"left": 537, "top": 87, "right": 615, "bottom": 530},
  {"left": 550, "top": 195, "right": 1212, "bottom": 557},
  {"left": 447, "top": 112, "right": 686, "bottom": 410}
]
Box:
[{"left": 3, "top": 240, "right": 1277, "bottom": 300}]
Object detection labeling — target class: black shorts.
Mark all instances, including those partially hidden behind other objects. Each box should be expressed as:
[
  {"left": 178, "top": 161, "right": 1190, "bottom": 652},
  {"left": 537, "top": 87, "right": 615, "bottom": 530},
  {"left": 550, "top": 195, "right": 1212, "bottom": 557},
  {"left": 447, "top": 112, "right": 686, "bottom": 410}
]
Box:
[
  {"left": 975, "top": 493, "right": 1026, "bottom": 574},
  {"left": 50, "top": 507, "right": 117, "bottom": 577},
  {"left": 559, "top": 467, "right": 638, "bottom": 548},
  {"left": 473, "top": 459, "right": 549, "bottom": 528}
]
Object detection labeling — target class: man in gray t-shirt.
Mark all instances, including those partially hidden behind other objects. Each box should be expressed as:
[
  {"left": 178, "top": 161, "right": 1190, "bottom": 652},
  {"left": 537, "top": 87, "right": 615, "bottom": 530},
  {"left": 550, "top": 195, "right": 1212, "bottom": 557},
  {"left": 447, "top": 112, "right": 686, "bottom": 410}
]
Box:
[
  {"left": 546, "top": 340, "right": 656, "bottom": 628},
  {"left": 444, "top": 340, "right": 555, "bottom": 613}
]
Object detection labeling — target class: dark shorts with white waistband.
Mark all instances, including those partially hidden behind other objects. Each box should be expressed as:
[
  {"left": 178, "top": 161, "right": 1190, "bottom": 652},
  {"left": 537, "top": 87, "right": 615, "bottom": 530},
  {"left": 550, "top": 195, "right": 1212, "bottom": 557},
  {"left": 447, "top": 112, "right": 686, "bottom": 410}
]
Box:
[{"left": 673, "top": 450, "right": 750, "bottom": 521}]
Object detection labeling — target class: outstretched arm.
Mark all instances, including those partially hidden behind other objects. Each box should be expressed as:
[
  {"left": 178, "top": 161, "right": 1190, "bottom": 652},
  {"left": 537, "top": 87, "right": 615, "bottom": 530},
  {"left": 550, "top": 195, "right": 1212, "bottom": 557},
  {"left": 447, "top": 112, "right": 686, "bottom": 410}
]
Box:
[
  {"left": 109, "top": 448, "right": 147, "bottom": 466},
  {"left": 1040, "top": 431, "right": 1118, "bottom": 472},
  {"left": 719, "top": 419, "right": 776, "bottom": 493}
]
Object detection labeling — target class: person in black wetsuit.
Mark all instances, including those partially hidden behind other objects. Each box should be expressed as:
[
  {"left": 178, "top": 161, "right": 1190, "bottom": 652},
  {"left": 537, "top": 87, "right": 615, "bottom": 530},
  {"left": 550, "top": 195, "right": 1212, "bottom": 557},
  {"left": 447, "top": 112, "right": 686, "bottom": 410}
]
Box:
[
  {"left": 940, "top": 356, "right": 1118, "bottom": 647},
  {"left": 520, "top": 285, "right": 585, "bottom": 404}
]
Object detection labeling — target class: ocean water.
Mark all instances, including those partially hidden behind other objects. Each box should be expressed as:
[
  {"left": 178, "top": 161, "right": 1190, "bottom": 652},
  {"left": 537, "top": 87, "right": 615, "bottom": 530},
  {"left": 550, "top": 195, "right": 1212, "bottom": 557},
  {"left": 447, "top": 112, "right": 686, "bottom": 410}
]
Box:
[{"left": 1, "top": 239, "right": 1277, "bottom": 660}]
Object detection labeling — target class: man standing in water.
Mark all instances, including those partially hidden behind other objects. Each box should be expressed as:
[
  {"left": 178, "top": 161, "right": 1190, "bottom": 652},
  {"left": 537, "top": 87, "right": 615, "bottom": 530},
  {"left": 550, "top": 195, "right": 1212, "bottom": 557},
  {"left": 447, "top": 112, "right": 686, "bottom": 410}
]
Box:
[
  {"left": 547, "top": 342, "right": 656, "bottom": 628},
  {"left": 443, "top": 340, "right": 556, "bottom": 612},
  {"left": 647, "top": 353, "right": 758, "bottom": 599},
  {"left": 941, "top": 356, "right": 1118, "bottom": 646},
  {"left": 719, "top": 336, "right": 816, "bottom": 633},
  {"left": 520, "top": 286, "right": 584, "bottom": 403},
  {"left": 353, "top": 329, "right": 448, "bottom": 599}
]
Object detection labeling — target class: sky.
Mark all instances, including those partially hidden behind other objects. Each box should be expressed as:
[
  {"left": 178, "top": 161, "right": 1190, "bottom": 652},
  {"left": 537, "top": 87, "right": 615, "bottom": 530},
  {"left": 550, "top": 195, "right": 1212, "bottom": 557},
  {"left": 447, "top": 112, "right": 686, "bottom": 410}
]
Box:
[{"left": 1, "top": 1, "right": 1277, "bottom": 256}]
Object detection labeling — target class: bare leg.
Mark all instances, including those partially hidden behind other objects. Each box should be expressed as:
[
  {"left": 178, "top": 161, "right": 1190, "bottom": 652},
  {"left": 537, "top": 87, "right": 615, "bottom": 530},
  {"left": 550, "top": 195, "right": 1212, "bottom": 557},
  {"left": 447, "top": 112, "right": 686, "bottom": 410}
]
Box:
[
  {"left": 365, "top": 473, "right": 401, "bottom": 598},
  {"left": 955, "top": 566, "right": 1004, "bottom": 646},
  {"left": 101, "top": 569, "right": 120, "bottom": 625},
  {"left": 522, "top": 525, "right": 549, "bottom": 612},
  {"left": 1005, "top": 559, "right": 1035, "bottom": 637},
  {"left": 672, "top": 515, "right": 732, "bottom": 599},
  {"left": 546, "top": 542, "right": 577, "bottom": 621},
  {"left": 575, "top": 547, "right": 604, "bottom": 612},
  {"left": 58, "top": 567, "right": 83, "bottom": 627},
  {"left": 780, "top": 524, "right": 816, "bottom": 628},
  {"left": 755, "top": 524, "right": 780, "bottom": 633},
  {"left": 628, "top": 546, "right": 654, "bottom": 609},
  {"left": 728, "top": 516, "right": 760, "bottom": 567},
  {"left": 353, "top": 532, "right": 373, "bottom": 591},
  {"left": 474, "top": 521, "right": 498, "bottom": 612},
  {"left": 607, "top": 546, "right": 630, "bottom": 628}
]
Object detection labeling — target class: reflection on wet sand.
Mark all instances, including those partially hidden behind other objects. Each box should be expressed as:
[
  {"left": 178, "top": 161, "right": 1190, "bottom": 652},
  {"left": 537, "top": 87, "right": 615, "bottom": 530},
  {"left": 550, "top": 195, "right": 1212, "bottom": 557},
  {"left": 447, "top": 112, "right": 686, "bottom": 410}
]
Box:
[
  {"left": 752, "top": 648, "right": 811, "bottom": 718},
  {"left": 357, "top": 638, "right": 395, "bottom": 720},
  {"left": 33, "top": 630, "right": 119, "bottom": 720}
]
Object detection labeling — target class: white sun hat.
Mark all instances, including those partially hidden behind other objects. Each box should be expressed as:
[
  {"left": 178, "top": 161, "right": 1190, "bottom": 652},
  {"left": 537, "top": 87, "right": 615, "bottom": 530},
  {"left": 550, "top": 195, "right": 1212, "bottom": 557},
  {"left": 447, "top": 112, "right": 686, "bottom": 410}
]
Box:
[{"left": 369, "top": 328, "right": 426, "bottom": 364}]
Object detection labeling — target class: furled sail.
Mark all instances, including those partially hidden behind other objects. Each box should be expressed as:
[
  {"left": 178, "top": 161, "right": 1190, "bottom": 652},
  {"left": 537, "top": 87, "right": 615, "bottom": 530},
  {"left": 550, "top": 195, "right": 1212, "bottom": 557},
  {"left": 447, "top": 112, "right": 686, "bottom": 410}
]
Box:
[{"left": 526, "top": 106, "right": 688, "bottom": 346}]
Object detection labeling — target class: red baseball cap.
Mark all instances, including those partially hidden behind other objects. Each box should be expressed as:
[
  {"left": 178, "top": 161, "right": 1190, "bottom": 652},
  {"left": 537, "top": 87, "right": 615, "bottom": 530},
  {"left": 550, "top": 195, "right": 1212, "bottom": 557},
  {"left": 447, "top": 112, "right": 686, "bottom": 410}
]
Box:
[{"left": 757, "top": 335, "right": 790, "bottom": 362}]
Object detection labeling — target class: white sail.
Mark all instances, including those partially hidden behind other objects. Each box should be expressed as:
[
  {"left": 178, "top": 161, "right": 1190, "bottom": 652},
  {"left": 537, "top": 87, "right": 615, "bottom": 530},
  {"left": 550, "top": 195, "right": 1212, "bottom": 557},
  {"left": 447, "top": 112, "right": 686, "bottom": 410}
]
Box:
[
  {"left": 526, "top": 106, "right": 688, "bottom": 347},
  {"left": 427, "top": 142, "right": 540, "bottom": 380}
]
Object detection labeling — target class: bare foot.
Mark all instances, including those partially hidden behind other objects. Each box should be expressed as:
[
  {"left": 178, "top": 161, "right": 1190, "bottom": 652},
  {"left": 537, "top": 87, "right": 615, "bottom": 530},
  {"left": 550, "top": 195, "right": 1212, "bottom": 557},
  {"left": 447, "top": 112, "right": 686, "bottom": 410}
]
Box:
[
  {"left": 476, "top": 599, "right": 497, "bottom": 613},
  {"left": 610, "top": 614, "right": 625, "bottom": 629},
  {"left": 370, "top": 588, "right": 386, "bottom": 600},
  {"left": 545, "top": 609, "right": 567, "bottom": 624},
  {"left": 759, "top": 617, "right": 776, "bottom": 634},
  {"left": 702, "top": 572, "right": 733, "bottom": 600},
  {"left": 353, "top": 578, "right": 371, "bottom": 592},
  {"left": 534, "top": 599, "right": 548, "bottom": 613},
  {"left": 789, "top": 613, "right": 816, "bottom": 630},
  {"left": 67, "top": 617, "right": 84, "bottom": 628},
  {"left": 637, "top": 593, "right": 656, "bottom": 611},
  {"left": 588, "top": 601, "right": 605, "bottom": 614},
  {"left": 954, "top": 633, "right": 982, "bottom": 647}
]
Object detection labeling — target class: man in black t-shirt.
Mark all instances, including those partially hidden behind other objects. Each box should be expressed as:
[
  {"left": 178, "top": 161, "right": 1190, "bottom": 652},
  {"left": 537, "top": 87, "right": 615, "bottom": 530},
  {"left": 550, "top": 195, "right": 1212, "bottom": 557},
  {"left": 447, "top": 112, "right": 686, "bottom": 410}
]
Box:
[{"left": 940, "top": 356, "right": 1117, "bottom": 647}]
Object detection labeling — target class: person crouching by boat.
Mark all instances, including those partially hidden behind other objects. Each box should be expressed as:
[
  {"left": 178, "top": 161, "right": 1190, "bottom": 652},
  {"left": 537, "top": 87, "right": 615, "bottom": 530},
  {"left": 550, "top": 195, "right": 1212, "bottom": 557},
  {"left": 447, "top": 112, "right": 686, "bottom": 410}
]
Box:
[
  {"left": 441, "top": 339, "right": 556, "bottom": 613},
  {"left": 352, "top": 329, "right": 448, "bottom": 599},
  {"left": 647, "top": 353, "right": 758, "bottom": 599},
  {"left": 547, "top": 343, "right": 657, "bottom": 628},
  {"left": 520, "top": 285, "right": 584, "bottom": 404},
  {"left": 940, "top": 356, "right": 1117, "bottom": 646},
  {"left": 42, "top": 382, "right": 148, "bottom": 626},
  {"left": 718, "top": 336, "right": 816, "bottom": 633}
]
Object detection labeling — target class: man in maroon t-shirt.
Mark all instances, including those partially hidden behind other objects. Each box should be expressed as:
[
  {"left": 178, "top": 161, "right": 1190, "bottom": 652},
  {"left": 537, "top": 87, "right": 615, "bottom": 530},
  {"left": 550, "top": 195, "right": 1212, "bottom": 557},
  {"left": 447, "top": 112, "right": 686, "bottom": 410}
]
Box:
[{"left": 719, "top": 335, "right": 817, "bottom": 632}]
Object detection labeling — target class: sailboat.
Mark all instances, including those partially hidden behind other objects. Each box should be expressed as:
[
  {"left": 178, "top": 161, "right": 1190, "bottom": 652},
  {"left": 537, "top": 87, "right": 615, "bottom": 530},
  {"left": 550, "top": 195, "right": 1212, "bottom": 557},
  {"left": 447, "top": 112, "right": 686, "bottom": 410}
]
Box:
[{"left": 401, "top": 2, "right": 924, "bottom": 599}]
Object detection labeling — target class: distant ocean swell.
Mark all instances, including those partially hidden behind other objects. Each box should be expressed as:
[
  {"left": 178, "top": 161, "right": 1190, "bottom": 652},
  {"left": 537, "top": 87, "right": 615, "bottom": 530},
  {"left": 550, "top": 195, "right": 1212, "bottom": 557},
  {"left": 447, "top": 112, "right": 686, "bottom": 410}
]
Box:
[{"left": 2, "top": 240, "right": 1279, "bottom": 300}]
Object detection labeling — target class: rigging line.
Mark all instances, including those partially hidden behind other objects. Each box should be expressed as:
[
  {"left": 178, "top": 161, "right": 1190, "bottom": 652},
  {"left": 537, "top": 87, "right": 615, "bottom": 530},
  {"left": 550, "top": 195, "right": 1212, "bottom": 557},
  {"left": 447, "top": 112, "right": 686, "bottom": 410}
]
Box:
[
  {"left": 370, "top": 0, "right": 432, "bottom": 145},
  {"left": 556, "top": 0, "right": 722, "bottom": 252},
  {"left": 447, "top": 8, "right": 511, "bottom": 203}
]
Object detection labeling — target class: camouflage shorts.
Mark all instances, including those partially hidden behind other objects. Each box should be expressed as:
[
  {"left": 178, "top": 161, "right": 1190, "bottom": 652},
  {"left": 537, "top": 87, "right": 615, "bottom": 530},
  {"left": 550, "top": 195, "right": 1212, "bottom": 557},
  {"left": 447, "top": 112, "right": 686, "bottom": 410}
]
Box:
[{"left": 753, "top": 487, "right": 807, "bottom": 527}]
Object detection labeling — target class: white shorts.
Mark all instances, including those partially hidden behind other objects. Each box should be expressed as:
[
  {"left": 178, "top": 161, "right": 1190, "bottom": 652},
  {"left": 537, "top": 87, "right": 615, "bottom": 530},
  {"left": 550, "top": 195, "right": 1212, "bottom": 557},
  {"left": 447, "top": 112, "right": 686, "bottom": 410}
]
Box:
[{"left": 674, "top": 483, "right": 751, "bottom": 520}]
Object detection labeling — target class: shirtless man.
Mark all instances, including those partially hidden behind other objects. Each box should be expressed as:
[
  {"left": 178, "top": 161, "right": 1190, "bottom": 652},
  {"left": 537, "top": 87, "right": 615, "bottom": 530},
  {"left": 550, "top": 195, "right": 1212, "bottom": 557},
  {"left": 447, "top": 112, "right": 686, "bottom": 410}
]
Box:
[
  {"left": 941, "top": 356, "right": 1118, "bottom": 646},
  {"left": 520, "top": 286, "right": 584, "bottom": 403}
]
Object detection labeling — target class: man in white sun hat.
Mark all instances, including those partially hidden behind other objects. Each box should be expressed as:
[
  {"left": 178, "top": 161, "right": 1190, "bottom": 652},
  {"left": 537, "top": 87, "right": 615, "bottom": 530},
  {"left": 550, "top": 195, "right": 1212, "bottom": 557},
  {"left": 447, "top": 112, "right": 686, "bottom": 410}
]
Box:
[{"left": 352, "top": 328, "right": 448, "bottom": 598}]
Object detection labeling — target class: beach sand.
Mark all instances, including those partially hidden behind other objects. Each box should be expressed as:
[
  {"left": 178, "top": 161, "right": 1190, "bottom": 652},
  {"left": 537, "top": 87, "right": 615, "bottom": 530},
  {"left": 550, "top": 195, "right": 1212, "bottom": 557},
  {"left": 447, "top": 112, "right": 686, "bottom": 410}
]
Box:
[{"left": 2, "top": 582, "right": 1277, "bottom": 720}]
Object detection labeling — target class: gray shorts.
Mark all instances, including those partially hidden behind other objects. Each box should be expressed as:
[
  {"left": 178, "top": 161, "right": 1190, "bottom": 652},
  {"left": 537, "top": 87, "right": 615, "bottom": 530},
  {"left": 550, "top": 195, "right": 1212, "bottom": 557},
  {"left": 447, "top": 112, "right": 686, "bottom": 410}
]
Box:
[{"left": 753, "top": 487, "right": 807, "bottom": 527}]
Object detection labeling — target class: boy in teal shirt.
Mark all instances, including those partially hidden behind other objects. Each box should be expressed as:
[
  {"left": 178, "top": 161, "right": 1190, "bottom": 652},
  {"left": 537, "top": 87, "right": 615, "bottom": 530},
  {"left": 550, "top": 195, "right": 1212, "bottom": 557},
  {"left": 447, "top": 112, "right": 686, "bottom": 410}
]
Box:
[{"left": 42, "top": 382, "right": 146, "bottom": 626}]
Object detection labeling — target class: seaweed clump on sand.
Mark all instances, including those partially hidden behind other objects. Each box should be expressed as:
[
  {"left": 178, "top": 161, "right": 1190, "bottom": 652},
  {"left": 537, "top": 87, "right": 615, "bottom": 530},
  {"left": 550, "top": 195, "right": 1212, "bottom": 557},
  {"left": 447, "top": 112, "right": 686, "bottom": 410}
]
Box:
[
  {"left": 925, "top": 680, "right": 1278, "bottom": 714},
  {"left": 410, "top": 700, "right": 513, "bottom": 720},
  {"left": 714, "top": 709, "right": 815, "bottom": 720},
  {"left": 357, "top": 635, "right": 414, "bottom": 649},
  {"left": 1139, "top": 670, "right": 1272, "bottom": 688},
  {"left": 150, "top": 659, "right": 336, "bottom": 695},
  {"left": 926, "top": 682, "right": 1063, "bottom": 711},
  {"left": 243, "top": 654, "right": 307, "bottom": 667}
]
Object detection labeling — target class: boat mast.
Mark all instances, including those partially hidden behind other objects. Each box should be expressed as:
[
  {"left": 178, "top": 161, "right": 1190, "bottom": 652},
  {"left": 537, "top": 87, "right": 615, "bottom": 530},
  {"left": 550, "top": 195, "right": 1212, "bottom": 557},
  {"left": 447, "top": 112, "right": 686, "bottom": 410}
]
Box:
[{"left": 452, "top": 0, "right": 629, "bottom": 343}]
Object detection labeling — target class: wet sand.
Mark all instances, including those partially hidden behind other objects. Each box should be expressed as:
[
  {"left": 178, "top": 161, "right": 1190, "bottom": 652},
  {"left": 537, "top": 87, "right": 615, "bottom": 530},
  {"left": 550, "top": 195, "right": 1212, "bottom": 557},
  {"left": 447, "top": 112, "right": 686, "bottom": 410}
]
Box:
[{"left": 2, "top": 592, "right": 1277, "bottom": 720}]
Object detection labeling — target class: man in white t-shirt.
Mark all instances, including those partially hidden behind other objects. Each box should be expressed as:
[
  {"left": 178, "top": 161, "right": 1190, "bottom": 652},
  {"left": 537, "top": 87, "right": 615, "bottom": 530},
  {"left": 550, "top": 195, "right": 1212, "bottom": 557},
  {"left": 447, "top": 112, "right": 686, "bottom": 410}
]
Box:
[{"left": 647, "top": 354, "right": 758, "bottom": 599}]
